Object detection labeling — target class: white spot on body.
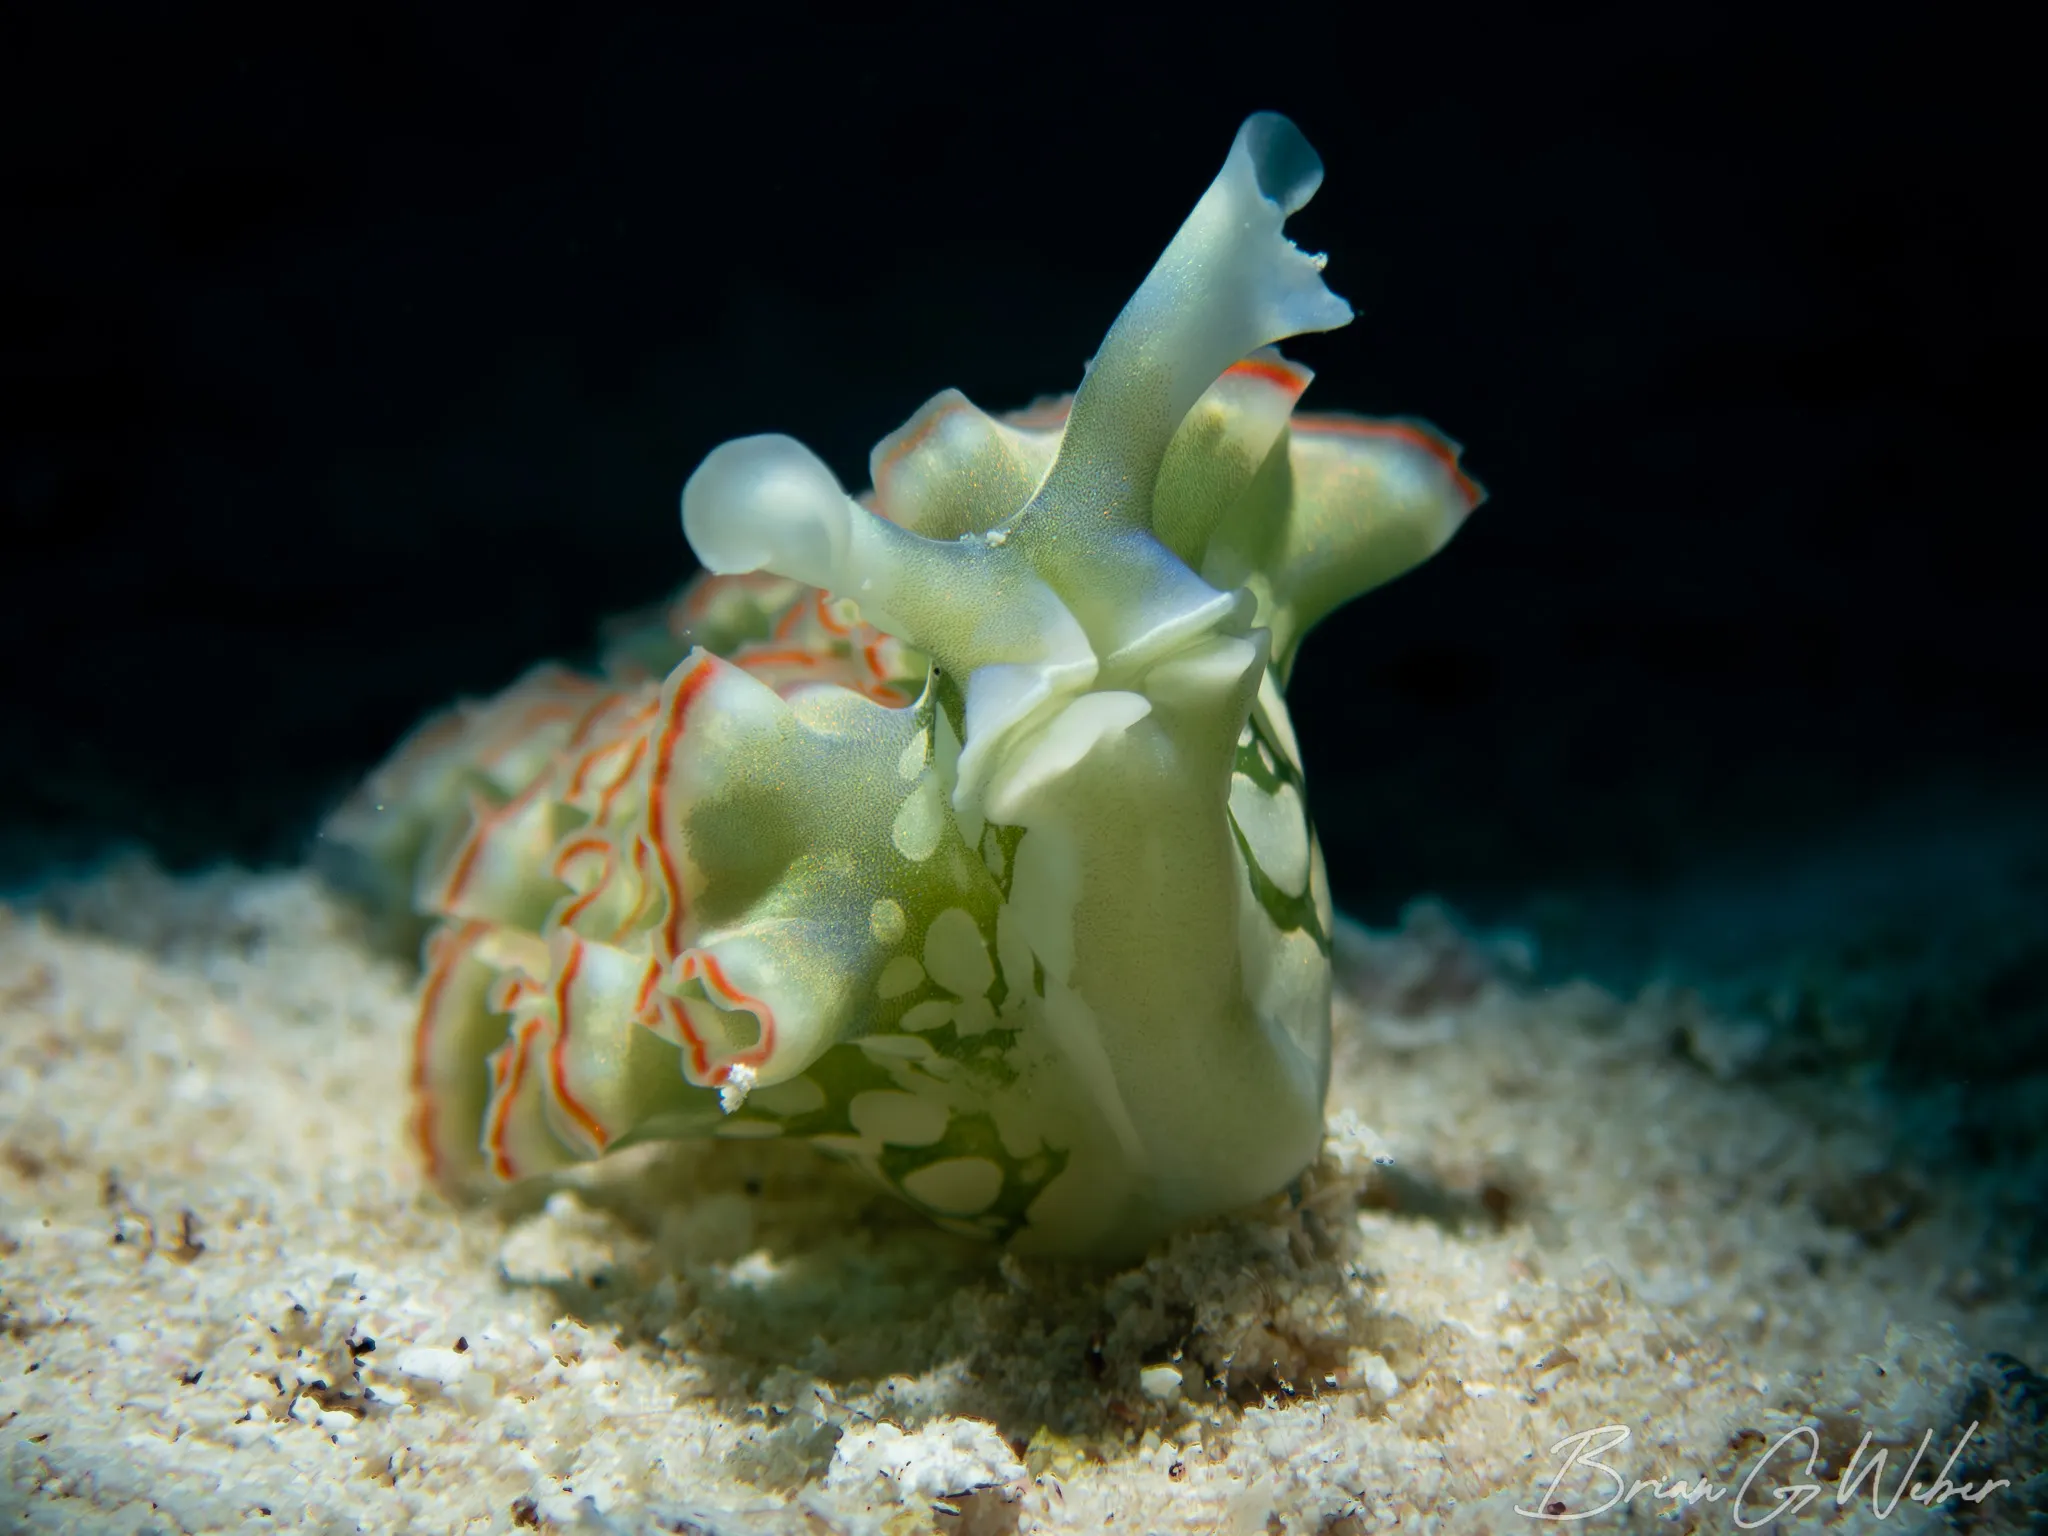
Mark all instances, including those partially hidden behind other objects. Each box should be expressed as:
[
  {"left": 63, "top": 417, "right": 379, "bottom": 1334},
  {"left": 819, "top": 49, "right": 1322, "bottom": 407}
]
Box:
[
  {"left": 1254, "top": 669, "right": 1303, "bottom": 772},
  {"left": 901, "top": 1157, "right": 1004, "bottom": 1215},
  {"left": 897, "top": 733, "right": 927, "bottom": 781},
  {"left": 876, "top": 954, "right": 924, "bottom": 999},
  {"left": 937, "top": 707, "right": 982, "bottom": 850},
  {"left": 859, "top": 1034, "right": 937, "bottom": 1062},
  {"left": 951, "top": 996, "right": 997, "bottom": 1035},
  {"left": 870, "top": 898, "right": 908, "bottom": 945},
  {"left": 1233, "top": 844, "right": 1329, "bottom": 1094},
  {"left": 898, "top": 1000, "right": 957, "bottom": 1032},
  {"left": 1229, "top": 773, "right": 1311, "bottom": 897},
  {"left": 750, "top": 1076, "right": 826, "bottom": 1117},
  {"left": 989, "top": 1092, "right": 1047, "bottom": 1158},
  {"left": 891, "top": 777, "right": 944, "bottom": 862},
  {"left": 923, "top": 908, "right": 994, "bottom": 999},
  {"left": 849, "top": 1090, "right": 949, "bottom": 1147}
]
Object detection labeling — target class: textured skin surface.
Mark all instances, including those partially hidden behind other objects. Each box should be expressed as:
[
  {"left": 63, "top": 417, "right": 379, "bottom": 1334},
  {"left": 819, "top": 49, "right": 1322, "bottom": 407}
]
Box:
[{"left": 324, "top": 115, "right": 1482, "bottom": 1256}]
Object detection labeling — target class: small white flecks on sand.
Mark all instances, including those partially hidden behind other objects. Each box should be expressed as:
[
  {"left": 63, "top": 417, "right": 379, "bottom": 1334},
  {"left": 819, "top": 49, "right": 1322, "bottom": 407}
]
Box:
[{"left": 1, "top": 864, "right": 2042, "bottom": 1534}]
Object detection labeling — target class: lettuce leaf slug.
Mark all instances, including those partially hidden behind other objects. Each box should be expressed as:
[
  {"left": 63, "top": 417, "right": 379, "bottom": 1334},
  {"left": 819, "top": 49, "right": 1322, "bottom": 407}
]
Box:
[{"left": 324, "top": 113, "right": 1482, "bottom": 1257}]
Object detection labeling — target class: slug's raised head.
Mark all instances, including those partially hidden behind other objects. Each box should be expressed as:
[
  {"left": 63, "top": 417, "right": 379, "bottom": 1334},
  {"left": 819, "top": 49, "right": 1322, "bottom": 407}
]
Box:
[{"left": 330, "top": 113, "right": 1482, "bottom": 1257}]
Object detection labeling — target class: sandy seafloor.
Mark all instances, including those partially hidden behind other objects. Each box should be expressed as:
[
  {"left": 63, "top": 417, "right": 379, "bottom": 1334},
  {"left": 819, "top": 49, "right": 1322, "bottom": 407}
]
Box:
[{"left": 2, "top": 860, "right": 2042, "bottom": 1535}]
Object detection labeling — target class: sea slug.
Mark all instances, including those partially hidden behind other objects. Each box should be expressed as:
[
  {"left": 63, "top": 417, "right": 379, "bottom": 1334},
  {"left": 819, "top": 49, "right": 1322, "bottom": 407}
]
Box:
[{"left": 324, "top": 112, "right": 1482, "bottom": 1257}]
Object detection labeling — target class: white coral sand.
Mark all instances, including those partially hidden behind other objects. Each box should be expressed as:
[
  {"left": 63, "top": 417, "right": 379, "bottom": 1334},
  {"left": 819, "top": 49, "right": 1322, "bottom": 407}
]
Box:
[{"left": 1, "top": 864, "right": 2040, "bottom": 1534}]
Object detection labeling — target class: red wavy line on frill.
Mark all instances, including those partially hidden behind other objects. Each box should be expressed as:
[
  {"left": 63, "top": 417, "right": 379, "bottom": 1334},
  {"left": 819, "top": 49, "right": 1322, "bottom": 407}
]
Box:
[
  {"left": 431, "top": 779, "right": 534, "bottom": 914},
  {"left": 645, "top": 656, "right": 720, "bottom": 1078},
  {"left": 434, "top": 689, "right": 626, "bottom": 915},
  {"left": 614, "top": 835, "right": 660, "bottom": 943},
  {"left": 596, "top": 734, "right": 648, "bottom": 820},
  {"left": 676, "top": 947, "right": 778, "bottom": 1081},
  {"left": 1224, "top": 355, "right": 1312, "bottom": 397},
  {"left": 1290, "top": 413, "right": 1484, "bottom": 510},
  {"left": 733, "top": 644, "right": 837, "bottom": 672},
  {"left": 771, "top": 596, "right": 807, "bottom": 641},
  {"left": 648, "top": 656, "right": 716, "bottom": 959},
  {"left": 873, "top": 397, "right": 960, "bottom": 491},
  {"left": 484, "top": 1016, "right": 545, "bottom": 1183},
  {"left": 412, "top": 919, "right": 491, "bottom": 1188},
  {"left": 550, "top": 834, "right": 614, "bottom": 929},
  {"left": 813, "top": 588, "right": 852, "bottom": 637},
  {"left": 547, "top": 937, "right": 609, "bottom": 1154}
]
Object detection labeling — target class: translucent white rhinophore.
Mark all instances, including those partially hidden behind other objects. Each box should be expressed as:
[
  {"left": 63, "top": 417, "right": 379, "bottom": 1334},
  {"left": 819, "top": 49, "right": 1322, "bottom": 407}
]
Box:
[{"left": 326, "top": 113, "right": 1483, "bottom": 1257}]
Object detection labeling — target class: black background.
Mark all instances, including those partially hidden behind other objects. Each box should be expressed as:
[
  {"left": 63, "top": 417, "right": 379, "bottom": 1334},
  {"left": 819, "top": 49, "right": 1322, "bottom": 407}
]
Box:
[{"left": 4, "top": 9, "right": 2039, "bottom": 943}]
